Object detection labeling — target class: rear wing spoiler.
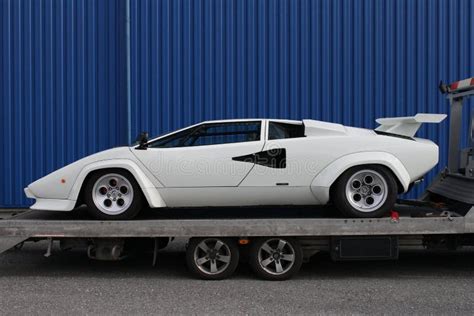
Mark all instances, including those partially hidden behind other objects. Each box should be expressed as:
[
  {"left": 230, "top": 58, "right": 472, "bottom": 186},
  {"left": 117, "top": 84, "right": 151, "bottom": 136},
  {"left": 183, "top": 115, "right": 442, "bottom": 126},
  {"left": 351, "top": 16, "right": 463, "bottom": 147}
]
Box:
[{"left": 375, "top": 113, "right": 447, "bottom": 138}]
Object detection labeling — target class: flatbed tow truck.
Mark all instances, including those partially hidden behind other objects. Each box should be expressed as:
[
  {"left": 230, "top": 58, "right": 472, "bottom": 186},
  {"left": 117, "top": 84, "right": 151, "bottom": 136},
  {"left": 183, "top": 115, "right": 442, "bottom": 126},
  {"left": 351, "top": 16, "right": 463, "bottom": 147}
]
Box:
[{"left": 1, "top": 79, "right": 474, "bottom": 280}]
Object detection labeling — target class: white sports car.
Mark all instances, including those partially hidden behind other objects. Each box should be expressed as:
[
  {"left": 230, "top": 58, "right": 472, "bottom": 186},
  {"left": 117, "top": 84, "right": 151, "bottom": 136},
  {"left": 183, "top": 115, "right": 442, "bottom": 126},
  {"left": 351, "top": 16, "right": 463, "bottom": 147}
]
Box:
[{"left": 25, "top": 114, "right": 446, "bottom": 219}]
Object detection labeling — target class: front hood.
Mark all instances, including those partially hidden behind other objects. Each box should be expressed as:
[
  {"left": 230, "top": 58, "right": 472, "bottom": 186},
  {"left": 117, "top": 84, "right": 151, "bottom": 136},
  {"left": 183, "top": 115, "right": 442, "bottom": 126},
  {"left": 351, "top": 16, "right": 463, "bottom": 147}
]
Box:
[{"left": 27, "top": 147, "right": 134, "bottom": 199}]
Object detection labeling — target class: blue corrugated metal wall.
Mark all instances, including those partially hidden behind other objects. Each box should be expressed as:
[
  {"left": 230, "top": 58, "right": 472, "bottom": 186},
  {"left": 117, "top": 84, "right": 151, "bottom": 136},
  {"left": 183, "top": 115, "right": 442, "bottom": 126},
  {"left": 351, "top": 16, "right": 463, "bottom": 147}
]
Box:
[
  {"left": 129, "top": 0, "right": 474, "bottom": 200},
  {"left": 1, "top": 0, "right": 128, "bottom": 206},
  {"left": 1, "top": 0, "right": 473, "bottom": 207}
]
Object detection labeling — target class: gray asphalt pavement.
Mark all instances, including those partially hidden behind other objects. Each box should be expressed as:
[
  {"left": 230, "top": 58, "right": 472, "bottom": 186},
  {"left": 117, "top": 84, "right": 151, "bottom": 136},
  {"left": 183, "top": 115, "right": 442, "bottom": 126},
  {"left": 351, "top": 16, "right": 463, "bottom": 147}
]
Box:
[{"left": 1, "top": 239, "right": 474, "bottom": 315}]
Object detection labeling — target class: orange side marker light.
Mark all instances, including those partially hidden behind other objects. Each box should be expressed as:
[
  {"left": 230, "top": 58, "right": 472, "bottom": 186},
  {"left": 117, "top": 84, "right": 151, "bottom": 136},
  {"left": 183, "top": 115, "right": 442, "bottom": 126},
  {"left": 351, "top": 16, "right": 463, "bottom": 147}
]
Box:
[{"left": 238, "top": 239, "right": 250, "bottom": 245}]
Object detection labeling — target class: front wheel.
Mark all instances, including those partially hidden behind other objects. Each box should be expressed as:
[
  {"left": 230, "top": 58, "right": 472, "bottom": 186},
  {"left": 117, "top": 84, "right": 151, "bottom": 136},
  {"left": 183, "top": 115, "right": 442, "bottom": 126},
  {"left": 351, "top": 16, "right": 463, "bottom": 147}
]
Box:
[
  {"left": 186, "top": 237, "right": 240, "bottom": 280},
  {"left": 83, "top": 169, "right": 144, "bottom": 220},
  {"left": 332, "top": 165, "right": 398, "bottom": 218}
]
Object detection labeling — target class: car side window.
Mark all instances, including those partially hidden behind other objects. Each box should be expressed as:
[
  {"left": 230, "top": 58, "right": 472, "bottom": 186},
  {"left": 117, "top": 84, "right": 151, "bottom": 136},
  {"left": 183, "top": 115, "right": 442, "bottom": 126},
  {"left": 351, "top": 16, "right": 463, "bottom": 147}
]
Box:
[
  {"left": 186, "top": 122, "right": 261, "bottom": 146},
  {"left": 268, "top": 122, "right": 305, "bottom": 140},
  {"left": 149, "top": 122, "right": 261, "bottom": 148}
]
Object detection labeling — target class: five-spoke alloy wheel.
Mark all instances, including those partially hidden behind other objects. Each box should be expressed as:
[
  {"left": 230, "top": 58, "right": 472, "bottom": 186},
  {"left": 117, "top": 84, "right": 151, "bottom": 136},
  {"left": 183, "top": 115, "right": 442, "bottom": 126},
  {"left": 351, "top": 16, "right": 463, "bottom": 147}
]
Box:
[
  {"left": 84, "top": 169, "right": 144, "bottom": 220},
  {"left": 186, "top": 237, "right": 239, "bottom": 280},
  {"left": 92, "top": 174, "right": 134, "bottom": 215},
  {"left": 249, "top": 237, "right": 303, "bottom": 280},
  {"left": 332, "top": 165, "right": 398, "bottom": 218},
  {"left": 345, "top": 169, "right": 388, "bottom": 213}
]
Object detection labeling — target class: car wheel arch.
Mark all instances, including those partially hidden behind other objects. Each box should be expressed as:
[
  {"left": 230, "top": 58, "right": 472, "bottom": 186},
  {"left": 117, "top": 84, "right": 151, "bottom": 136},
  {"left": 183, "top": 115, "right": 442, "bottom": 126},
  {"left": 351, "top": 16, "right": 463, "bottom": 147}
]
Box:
[
  {"left": 70, "top": 160, "right": 166, "bottom": 209},
  {"left": 310, "top": 152, "right": 411, "bottom": 204},
  {"left": 329, "top": 164, "right": 404, "bottom": 198},
  {"left": 75, "top": 168, "right": 142, "bottom": 207}
]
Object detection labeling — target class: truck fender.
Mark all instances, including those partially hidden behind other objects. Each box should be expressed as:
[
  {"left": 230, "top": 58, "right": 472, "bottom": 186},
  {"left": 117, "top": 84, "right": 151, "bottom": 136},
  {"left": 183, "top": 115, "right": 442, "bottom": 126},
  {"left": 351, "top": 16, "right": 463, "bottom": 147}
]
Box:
[
  {"left": 310, "top": 152, "right": 411, "bottom": 204},
  {"left": 68, "top": 159, "right": 166, "bottom": 208}
]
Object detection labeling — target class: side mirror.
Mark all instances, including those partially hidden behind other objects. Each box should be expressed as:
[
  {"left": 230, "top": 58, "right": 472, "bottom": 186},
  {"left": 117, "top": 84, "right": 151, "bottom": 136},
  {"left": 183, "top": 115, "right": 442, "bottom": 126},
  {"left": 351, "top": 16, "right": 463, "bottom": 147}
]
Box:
[{"left": 135, "top": 131, "right": 149, "bottom": 149}]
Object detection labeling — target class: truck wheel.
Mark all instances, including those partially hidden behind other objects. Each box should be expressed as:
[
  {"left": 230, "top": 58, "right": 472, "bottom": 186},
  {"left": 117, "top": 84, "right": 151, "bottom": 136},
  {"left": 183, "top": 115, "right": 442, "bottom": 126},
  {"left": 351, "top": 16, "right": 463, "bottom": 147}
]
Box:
[
  {"left": 249, "top": 237, "right": 303, "bottom": 281},
  {"left": 186, "top": 237, "right": 239, "bottom": 280},
  {"left": 84, "top": 169, "right": 144, "bottom": 220},
  {"left": 332, "top": 165, "right": 397, "bottom": 218}
]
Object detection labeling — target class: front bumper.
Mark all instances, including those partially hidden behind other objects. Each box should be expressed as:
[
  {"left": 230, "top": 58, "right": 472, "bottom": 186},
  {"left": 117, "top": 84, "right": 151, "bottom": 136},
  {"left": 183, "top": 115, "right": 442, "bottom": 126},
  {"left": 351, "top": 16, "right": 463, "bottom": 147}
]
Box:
[
  {"left": 24, "top": 187, "right": 35, "bottom": 199},
  {"left": 24, "top": 187, "right": 76, "bottom": 211}
]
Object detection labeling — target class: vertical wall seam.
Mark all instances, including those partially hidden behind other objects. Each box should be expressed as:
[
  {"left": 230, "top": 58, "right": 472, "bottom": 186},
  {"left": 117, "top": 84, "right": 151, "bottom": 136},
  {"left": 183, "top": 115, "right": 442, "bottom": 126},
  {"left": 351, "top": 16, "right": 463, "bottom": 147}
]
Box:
[{"left": 126, "top": 0, "right": 132, "bottom": 144}]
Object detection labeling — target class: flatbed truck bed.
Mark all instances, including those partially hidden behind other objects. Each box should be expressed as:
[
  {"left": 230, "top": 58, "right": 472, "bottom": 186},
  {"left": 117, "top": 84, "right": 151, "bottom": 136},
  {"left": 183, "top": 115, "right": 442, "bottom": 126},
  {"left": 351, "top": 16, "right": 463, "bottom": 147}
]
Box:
[
  {"left": 1, "top": 204, "right": 473, "bottom": 280},
  {"left": 1, "top": 206, "right": 473, "bottom": 240}
]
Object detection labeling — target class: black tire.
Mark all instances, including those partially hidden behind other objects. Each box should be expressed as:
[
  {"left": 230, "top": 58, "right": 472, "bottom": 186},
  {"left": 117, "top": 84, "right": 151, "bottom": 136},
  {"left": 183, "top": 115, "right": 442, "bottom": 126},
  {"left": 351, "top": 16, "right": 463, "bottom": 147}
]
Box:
[
  {"left": 186, "top": 237, "right": 239, "bottom": 280},
  {"left": 332, "top": 165, "right": 398, "bottom": 218},
  {"left": 83, "top": 169, "right": 144, "bottom": 220},
  {"left": 249, "top": 237, "right": 303, "bottom": 281}
]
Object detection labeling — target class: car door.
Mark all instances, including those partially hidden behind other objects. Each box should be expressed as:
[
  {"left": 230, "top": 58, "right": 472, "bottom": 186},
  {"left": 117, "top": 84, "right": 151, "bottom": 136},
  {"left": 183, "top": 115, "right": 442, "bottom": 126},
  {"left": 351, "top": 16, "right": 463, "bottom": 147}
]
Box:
[
  {"left": 132, "top": 120, "right": 265, "bottom": 188},
  {"left": 238, "top": 120, "right": 321, "bottom": 205}
]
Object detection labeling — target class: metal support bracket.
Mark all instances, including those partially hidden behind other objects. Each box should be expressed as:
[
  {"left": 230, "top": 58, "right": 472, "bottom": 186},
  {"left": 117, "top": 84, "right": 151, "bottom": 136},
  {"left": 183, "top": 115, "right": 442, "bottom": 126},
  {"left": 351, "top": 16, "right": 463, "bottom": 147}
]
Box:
[
  {"left": 152, "top": 238, "right": 159, "bottom": 267},
  {"left": 0, "top": 237, "right": 29, "bottom": 255},
  {"left": 448, "top": 97, "right": 463, "bottom": 172},
  {"left": 44, "top": 237, "right": 53, "bottom": 257}
]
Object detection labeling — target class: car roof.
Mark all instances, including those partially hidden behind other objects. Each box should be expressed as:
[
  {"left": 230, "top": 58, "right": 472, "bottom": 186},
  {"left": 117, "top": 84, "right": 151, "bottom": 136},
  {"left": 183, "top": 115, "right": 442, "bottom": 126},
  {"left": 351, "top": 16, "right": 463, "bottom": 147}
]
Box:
[{"left": 201, "top": 118, "right": 302, "bottom": 125}]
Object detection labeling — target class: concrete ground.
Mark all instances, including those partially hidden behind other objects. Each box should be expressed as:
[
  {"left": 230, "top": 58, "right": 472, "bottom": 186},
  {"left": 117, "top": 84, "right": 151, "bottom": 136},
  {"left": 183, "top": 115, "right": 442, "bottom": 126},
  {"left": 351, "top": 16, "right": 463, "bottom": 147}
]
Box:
[{"left": 1, "top": 239, "right": 474, "bottom": 315}]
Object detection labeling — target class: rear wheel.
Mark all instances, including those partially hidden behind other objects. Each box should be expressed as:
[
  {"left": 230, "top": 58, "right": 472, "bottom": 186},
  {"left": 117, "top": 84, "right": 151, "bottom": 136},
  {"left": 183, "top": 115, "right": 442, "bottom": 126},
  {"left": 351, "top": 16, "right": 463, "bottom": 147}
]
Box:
[
  {"left": 332, "top": 165, "right": 398, "bottom": 218},
  {"left": 249, "top": 237, "right": 303, "bottom": 281},
  {"left": 84, "top": 169, "right": 144, "bottom": 220}
]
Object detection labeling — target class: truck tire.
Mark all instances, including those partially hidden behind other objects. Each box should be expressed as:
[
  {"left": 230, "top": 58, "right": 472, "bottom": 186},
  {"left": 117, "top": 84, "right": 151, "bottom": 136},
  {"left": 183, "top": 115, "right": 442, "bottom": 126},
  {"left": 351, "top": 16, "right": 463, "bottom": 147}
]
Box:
[
  {"left": 186, "top": 237, "right": 239, "bottom": 280},
  {"left": 332, "top": 165, "right": 398, "bottom": 218},
  {"left": 249, "top": 237, "right": 303, "bottom": 281}
]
